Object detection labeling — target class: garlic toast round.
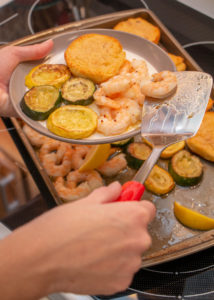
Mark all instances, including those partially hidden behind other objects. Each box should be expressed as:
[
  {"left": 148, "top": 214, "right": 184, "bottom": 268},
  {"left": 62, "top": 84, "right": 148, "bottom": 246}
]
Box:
[
  {"left": 64, "top": 33, "right": 126, "bottom": 84},
  {"left": 114, "top": 17, "right": 161, "bottom": 44},
  {"left": 186, "top": 112, "right": 214, "bottom": 162}
]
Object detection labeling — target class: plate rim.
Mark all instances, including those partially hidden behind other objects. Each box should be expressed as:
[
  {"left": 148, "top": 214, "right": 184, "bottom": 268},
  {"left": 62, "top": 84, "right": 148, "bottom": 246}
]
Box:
[{"left": 9, "top": 28, "right": 176, "bottom": 145}]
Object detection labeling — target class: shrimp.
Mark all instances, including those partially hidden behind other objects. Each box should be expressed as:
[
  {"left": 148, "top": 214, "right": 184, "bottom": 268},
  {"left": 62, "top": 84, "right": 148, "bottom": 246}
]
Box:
[
  {"left": 71, "top": 145, "right": 91, "bottom": 169},
  {"left": 93, "top": 88, "right": 121, "bottom": 109},
  {"left": 23, "top": 123, "right": 53, "bottom": 148},
  {"left": 141, "top": 71, "right": 177, "bottom": 99},
  {"left": 100, "top": 75, "right": 132, "bottom": 97},
  {"left": 121, "top": 82, "right": 145, "bottom": 105},
  {"left": 131, "top": 59, "right": 150, "bottom": 81},
  {"left": 39, "top": 140, "right": 74, "bottom": 177},
  {"left": 54, "top": 170, "right": 103, "bottom": 202},
  {"left": 118, "top": 60, "right": 134, "bottom": 75},
  {"left": 97, "top": 99, "right": 141, "bottom": 136},
  {"left": 97, "top": 153, "right": 127, "bottom": 177},
  {"left": 97, "top": 107, "right": 130, "bottom": 136}
]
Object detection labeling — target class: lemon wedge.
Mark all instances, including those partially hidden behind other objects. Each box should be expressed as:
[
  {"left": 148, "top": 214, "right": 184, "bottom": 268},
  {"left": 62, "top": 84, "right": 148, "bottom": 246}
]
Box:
[
  {"left": 174, "top": 201, "right": 214, "bottom": 230},
  {"left": 79, "top": 143, "right": 111, "bottom": 171}
]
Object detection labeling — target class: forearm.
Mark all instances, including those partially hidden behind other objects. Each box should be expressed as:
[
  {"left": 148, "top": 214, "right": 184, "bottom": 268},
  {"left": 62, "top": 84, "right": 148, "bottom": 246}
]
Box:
[{"left": 0, "top": 225, "right": 54, "bottom": 300}]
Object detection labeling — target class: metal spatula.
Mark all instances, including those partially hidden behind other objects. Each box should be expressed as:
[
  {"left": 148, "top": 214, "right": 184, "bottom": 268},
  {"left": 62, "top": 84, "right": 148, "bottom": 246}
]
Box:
[{"left": 134, "top": 71, "right": 213, "bottom": 184}]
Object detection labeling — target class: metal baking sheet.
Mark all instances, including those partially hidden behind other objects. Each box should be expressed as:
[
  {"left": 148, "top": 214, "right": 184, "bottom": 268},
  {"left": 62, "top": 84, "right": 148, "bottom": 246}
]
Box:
[{"left": 8, "top": 8, "right": 214, "bottom": 267}]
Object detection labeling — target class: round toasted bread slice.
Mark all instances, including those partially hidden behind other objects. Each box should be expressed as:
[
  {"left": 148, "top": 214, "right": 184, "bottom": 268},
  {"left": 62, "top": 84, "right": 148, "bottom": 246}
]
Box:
[
  {"left": 64, "top": 33, "right": 126, "bottom": 84},
  {"left": 114, "top": 17, "right": 161, "bottom": 44},
  {"left": 186, "top": 112, "right": 214, "bottom": 162}
]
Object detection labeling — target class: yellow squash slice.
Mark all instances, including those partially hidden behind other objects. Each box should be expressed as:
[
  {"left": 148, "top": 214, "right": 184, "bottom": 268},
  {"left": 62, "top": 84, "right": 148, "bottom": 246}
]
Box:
[
  {"left": 25, "top": 64, "right": 71, "bottom": 89},
  {"left": 160, "top": 141, "right": 185, "bottom": 159},
  {"left": 174, "top": 201, "right": 214, "bottom": 230},
  {"left": 145, "top": 165, "right": 175, "bottom": 195},
  {"left": 47, "top": 105, "right": 98, "bottom": 139}
]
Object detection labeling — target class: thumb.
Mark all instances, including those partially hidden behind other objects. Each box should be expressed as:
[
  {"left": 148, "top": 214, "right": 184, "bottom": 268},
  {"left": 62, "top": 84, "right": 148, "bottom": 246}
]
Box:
[
  {"left": 81, "top": 181, "right": 122, "bottom": 205},
  {"left": 15, "top": 39, "right": 54, "bottom": 62}
]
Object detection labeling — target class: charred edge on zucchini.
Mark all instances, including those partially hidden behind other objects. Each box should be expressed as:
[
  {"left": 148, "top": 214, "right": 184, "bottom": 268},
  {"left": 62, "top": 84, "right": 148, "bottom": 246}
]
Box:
[
  {"left": 61, "top": 77, "right": 95, "bottom": 106},
  {"left": 20, "top": 85, "right": 61, "bottom": 121},
  {"left": 126, "top": 143, "right": 152, "bottom": 169},
  {"left": 168, "top": 150, "right": 203, "bottom": 186}
]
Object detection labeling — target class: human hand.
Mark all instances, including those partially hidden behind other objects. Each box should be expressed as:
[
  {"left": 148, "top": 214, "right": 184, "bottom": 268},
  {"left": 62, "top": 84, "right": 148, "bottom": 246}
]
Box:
[
  {"left": 0, "top": 182, "right": 155, "bottom": 299},
  {"left": 0, "top": 39, "right": 53, "bottom": 117}
]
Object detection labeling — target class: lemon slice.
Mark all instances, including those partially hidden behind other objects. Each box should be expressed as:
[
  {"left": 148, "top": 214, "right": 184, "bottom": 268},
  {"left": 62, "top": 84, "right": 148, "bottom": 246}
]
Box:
[
  {"left": 79, "top": 143, "right": 111, "bottom": 171},
  {"left": 174, "top": 201, "right": 214, "bottom": 230},
  {"left": 47, "top": 105, "right": 97, "bottom": 139}
]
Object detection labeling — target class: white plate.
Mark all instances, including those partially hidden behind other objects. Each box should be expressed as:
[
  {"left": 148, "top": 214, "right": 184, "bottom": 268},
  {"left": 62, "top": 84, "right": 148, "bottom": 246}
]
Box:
[{"left": 10, "top": 28, "right": 176, "bottom": 145}]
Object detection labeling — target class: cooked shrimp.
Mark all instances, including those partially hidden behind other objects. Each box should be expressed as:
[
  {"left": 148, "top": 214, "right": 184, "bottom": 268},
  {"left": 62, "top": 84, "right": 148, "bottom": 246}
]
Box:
[
  {"left": 118, "top": 60, "right": 134, "bottom": 75},
  {"left": 97, "top": 153, "right": 127, "bottom": 177},
  {"left": 23, "top": 123, "right": 52, "bottom": 148},
  {"left": 122, "top": 83, "right": 145, "bottom": 105},
  {"left": 97, "top": 99, "right": 141, "bottom": 136},
  {"left": 100, "top": 75, "right": 132, "bottom": 97},
  {"left": 131, "top": 59, "right": 150, "bottom": 81},
  {"left": 93, "top": 88, "right": 121, "bottom": 109},
  {"left": 39, "top": 141, "right": 73, "bottom": 177},
  {"left": 71, "top": 145, "right": 91, "bottom": 169},
  {"left": 54, "top": 170, "right": 103, "bottom": 202},
  {"left": 141, "top": 71, "right": 177, "bottom": 99}
]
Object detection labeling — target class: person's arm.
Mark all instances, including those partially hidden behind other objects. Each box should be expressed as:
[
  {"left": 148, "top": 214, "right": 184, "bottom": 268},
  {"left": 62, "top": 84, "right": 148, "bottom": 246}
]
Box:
[
  {"left": 0, "top": 182, "right": 155, "bottom": 300},
  {"left": 0, "top": 39, "right": 53, "bottom": 117}
]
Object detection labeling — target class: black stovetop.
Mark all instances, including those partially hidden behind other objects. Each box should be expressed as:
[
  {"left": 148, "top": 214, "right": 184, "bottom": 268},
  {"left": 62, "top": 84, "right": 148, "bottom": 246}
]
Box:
[{"left": 1, "top": 1, "right": 214, "bottom": 299}]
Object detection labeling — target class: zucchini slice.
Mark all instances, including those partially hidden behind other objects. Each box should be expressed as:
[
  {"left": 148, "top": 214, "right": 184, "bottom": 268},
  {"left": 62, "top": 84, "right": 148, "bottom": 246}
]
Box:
[
  {"left": 61, "top": 77, "right": 95, "bottom": 105},
  {"left": 47, "top": 105, "right": 98, "bottom": 139},
  {"left": 145, "top": 165, "right": 175, "bottom": 195},
  {"left": 111, "top": 137, "right": 134, "bottom": 148},
  {"left": 25, "top": 64, "right": 71, "bottom": 89},
  {"left": 168, "top": 150, "right": 203, "bottom": 186},
  {"left": 126, "top": 142, "right": 152, "bottom": 169},
  {"left": 160, "top": 141, "right": 185, "bottom": 159},
  {"left": 20, "top": 85, "right": 61, "bottom": 121}
]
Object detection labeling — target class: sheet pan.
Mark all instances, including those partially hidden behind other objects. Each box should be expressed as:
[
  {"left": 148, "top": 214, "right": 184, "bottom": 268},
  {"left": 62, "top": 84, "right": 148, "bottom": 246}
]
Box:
[{"left": 7, "top": 8, "right": 214, "bottom": 267}]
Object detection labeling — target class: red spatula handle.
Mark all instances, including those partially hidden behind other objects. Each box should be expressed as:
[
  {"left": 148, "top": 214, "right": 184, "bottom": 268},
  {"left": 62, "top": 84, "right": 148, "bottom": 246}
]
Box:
[{"left": 116, "top": 181, "right": 145, "bottom": 202}]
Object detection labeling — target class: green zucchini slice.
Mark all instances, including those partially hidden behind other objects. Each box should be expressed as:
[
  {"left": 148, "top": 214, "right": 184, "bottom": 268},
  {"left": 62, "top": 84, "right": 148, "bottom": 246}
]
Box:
[
  {"left": 61, "top": 77, "right": 95, "bottom": 105},
  {"left": 20, "top": 85, "right": 61, "bottom": 121},
  {"left": 168, "top": 150, "right": 203, "bottom": 186},
  {"left": 126, "top": 142, "right": 152, "bottom": 169},
  {"left": 111, "top": 137, "right": 134, "bottom": 148}
]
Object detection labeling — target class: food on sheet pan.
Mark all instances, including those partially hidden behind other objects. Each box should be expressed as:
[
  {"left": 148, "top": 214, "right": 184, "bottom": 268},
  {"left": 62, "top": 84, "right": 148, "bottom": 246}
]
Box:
[
  {"left": 20, "top": 85, "right": 61, "bottom": 121},
  {"left": 168, "top": 150, "right": 203, "bottom": 187},
  {"left": 25, "top": 64, "right": 71, "bottom": 88},
  {"left": 113, "top": 17, "right": 161, "bottom": 44},
  {"left": 186, "top": 112, "right": 214, "bottom": 162},
  {"left": 206, "top": 98, "right": 213, "bottom": 111},
  {"left": 168, "top": 53, "right": 187, "bottom": 71},
  {"left": 47, "top": 105, "right": 98, "bottom": 139},
  {"left": 174, "top": 201, "right": 214, "bottom": 231},
  {"left": 64, "top": 33, "right": 126, "bottom": 84},
  {"left": 160, "top": 141, "right": 185, "bottom": 159},
  {"left": 126, "top": 142, "right": 152, "bottom": 169},
  {"left": 144, "top": 165, "right": 175, "bottom": 195}
]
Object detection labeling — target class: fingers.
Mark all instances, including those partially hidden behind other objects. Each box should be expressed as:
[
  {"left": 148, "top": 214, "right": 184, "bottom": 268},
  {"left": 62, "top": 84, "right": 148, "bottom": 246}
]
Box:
[
  {"left": 80, "top": 181, "right": 122, "bottom": 205},
  {"left": 15, "top": 39, "right": 54, "bottom": 62},
  {"left": 139, "top": 200, "right": 156, "bottom": 224},
  {"left": 0, "top": 88, "right": 18, "bottom": 117}
]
